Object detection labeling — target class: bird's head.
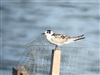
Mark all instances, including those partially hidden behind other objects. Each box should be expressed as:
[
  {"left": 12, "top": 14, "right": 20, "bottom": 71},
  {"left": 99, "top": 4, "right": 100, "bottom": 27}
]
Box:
[{"left": 42, "top": 30, "right": 54, "bottom": 36}]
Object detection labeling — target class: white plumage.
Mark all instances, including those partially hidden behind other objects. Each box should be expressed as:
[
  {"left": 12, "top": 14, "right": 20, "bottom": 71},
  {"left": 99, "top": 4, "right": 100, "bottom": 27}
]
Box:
[{"left": 42, "top": 30, "right": 85, "bottom": 48}]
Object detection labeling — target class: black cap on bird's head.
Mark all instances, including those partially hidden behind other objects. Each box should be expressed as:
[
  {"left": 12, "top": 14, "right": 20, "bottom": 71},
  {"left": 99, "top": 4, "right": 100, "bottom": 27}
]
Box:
[
  {"left": 47, "top": 30, "right": 52, "bottom": 34},
  {"left": 42, "top": 30, "right": 54, "bottom": 35}
]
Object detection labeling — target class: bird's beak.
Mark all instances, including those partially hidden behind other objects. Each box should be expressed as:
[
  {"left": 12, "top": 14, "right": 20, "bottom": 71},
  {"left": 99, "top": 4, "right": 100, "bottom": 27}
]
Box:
[{"left": 42, "top": 33, "right": 45, "bottom": 35}]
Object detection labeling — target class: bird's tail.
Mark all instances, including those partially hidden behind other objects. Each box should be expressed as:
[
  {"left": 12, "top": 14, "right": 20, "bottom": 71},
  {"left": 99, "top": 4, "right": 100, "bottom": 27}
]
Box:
[{"left": 73, "top": 34, "right": 85, "bottom": 41}]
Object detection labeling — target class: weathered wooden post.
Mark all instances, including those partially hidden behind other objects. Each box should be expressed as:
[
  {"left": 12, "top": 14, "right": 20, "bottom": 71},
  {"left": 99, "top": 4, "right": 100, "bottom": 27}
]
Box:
[
  {"left": 12, "top": 65, "right": 29, "bottom": 75},
  {"left": 50, "top": 48, "right": 61, "bottom": 75}
]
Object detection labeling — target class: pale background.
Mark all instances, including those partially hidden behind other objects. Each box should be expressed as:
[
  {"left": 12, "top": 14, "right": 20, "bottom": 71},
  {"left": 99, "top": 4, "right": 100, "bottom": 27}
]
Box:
[{"left": 0, "top": 0, "right": 100, "bottom": 75}]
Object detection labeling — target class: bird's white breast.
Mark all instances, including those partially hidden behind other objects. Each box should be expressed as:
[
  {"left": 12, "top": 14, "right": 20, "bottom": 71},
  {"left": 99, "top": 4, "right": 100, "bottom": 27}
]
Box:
[{"left": 46, "top": 35, "right": 63, "bottom": 46}]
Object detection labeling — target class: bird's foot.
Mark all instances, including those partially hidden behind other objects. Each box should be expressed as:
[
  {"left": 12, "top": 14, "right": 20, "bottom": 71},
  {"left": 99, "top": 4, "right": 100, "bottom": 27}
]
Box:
[{"left": 55, "top": 45, "right": 60, "bottom": 50}]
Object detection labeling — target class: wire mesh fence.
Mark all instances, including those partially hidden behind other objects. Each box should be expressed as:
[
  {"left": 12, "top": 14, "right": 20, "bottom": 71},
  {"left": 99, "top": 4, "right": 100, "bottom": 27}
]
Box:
[{"left": 17, "top": 44, "right": 100, "bottom": 75}]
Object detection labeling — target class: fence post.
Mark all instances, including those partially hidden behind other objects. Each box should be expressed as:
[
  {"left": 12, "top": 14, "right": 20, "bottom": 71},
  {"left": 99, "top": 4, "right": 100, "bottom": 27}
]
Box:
[
  {"left": 50, "top": 48, "right": 61, "bottom": 75},
  {"left": 12, "top": 65, "right": 29, "bottom": 75}
]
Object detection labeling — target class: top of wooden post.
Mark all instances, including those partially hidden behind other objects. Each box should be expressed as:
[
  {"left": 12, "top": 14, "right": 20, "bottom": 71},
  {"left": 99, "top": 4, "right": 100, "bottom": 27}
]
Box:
[
  {"left": 17, "top": 65, "right": 26, "bottom": 71},
  {"left": 17, "top": 65, "right": 29, "bottom": 75},
  {"left": 51, "top": 47, "right": 61, "bottom": 75},
  {"left": 53, "top": 48, "right": 60, "bottom": 51}
]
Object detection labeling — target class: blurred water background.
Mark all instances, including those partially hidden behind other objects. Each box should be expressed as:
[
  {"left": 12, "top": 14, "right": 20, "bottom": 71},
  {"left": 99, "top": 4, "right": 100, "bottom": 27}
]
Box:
[{"left": 0, "top": 0, "right": 100, "bottom": 75}]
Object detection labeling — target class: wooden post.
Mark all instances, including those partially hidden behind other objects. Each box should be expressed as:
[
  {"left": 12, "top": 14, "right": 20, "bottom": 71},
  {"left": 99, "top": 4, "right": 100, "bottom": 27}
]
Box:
[
  {"left": 12, "top": 65, "right": 29, "bottom": 75},
  {"left": 50, "top": 48, "right": 61, "bottom": 75},
  {"left": 12, "top": 67, "right": 17, "bottom": 75}
]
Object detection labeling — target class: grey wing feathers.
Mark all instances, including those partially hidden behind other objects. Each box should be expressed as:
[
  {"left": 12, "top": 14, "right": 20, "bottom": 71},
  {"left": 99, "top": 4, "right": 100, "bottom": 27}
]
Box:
[
  {"left": 52, "top": 33, "right": 70, "bottom": 39},
  {"left": 52, "top": 33, "right": 85, "bottom": 41},
  {"left": 73, "top": 34, "right": 85, "bottom": 41}
]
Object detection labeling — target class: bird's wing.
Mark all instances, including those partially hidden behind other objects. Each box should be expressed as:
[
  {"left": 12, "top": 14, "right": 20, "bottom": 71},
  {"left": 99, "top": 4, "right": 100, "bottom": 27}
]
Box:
[
  {"left": 51, "top": 33, "right": 70, "bottom": 43},
  {"left": 53, "top": 33, "right": 70, "bottom": 39}
]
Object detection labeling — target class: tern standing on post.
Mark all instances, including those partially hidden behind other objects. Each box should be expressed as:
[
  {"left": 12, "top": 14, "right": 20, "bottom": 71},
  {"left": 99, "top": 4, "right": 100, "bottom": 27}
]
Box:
[{"left": 42, "top": 30, "right": 85, "bottom": 48}]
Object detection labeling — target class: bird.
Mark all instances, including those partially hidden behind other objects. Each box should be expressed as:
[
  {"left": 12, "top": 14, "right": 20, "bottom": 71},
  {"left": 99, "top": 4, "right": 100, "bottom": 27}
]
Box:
[{"left": 42, "top": 30, "right": 85, "bottom": 49}]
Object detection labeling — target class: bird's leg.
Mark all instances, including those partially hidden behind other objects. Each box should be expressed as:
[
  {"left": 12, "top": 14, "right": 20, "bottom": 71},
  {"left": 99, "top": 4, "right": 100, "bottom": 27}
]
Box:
[{"left": 55, "top": 45, "right": 58, "bottom": 50}]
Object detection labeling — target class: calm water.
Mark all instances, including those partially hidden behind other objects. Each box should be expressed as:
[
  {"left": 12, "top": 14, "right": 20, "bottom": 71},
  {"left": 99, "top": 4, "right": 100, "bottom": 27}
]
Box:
[{"left": 0, "top": 0, "right": 100, "bottom": 75}]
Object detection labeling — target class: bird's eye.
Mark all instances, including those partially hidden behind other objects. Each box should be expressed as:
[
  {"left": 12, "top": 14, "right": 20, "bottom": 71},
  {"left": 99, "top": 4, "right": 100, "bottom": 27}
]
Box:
[{"left": 47, "top": 30, "right": 51, "bottom": 34}]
